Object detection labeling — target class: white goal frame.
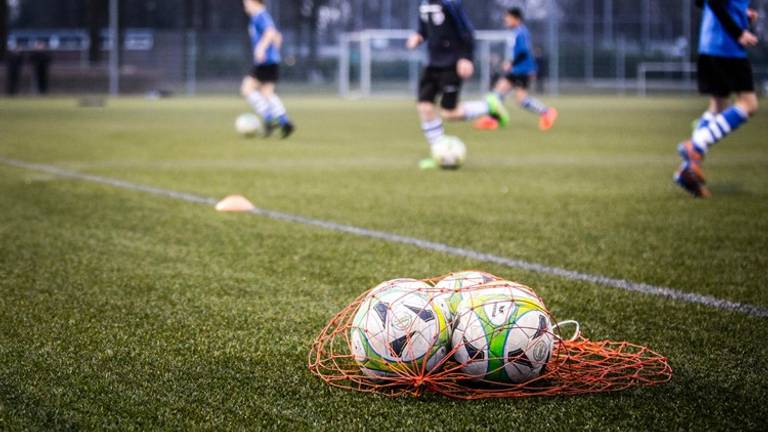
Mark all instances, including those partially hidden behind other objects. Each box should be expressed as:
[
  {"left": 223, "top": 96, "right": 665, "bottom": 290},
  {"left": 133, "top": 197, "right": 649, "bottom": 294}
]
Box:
[
  {"left": 338, "top": 29, "right": 513, "bottom": 98},
  {"left": 637, "top": 62, "right": 697, "bottom": 97}
]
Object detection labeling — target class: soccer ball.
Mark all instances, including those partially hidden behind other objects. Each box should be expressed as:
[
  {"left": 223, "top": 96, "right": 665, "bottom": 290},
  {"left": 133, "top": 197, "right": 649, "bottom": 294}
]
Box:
[
  {"left": 433, "top": 271, "right": 501, "bottom": 322},
  {"left": 449, "top": 280, "right": 545, "bottom": 313},
  {"left": 451, "top": 287, "right": 554, "bottom": 384},
  {"left": 235, "top": 113, "right": 262, "bottom": 137},
  {"left": 367, "top": 278, "right": 434, "bottom": 297},
  {"left": 431, "top": 136, "right": 467, "bottom": 169},
  {"left": 350, "top": 280, "right": 451, "bottom": 379}
]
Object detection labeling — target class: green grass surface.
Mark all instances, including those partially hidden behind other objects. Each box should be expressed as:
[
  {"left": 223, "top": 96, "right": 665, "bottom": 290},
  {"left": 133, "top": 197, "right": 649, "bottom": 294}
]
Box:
[{"left": 0, "top": 96, "right": 767, "bottom": 431}]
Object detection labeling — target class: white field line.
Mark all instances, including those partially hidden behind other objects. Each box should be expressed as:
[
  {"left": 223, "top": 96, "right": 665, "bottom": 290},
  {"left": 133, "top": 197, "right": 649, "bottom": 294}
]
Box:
[
  {"left": 59, "top": 154, "right": 768, "bottom": 171},
  {"left": 2, "top": 156, "right": 767, "bottom": 319}
]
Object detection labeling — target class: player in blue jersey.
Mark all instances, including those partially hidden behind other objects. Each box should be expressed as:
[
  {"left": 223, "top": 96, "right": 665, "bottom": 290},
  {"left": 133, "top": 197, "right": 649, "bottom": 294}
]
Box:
[
  {"left": 488, "top": 8, "right": 557, "bottom": 131},
  {"left": 406, "top": 0, "right": 508, "bottom": 164},
  {"left": 240, "top": 0, "right": 294, "bottom": 138},
  {"left": 674, "top": 0, "right": 759, "bottom": 198}
]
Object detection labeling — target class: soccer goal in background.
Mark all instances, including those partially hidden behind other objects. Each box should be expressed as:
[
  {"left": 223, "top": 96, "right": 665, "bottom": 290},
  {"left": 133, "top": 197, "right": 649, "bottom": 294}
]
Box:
[
  {"left": 636, "top": 62, "right": 697, "bottom": 97},
  {"left": 637, "top": 62, "right": 768, "bottom": 97},
  {"left": 338, "top": 29, "right": 513, "bottom": 98}
]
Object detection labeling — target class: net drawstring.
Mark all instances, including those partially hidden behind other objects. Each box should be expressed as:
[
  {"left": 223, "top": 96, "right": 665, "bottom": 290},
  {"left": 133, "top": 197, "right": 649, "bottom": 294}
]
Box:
[{"left": 554, "top": 320, "right": 581, "bottom": 342}]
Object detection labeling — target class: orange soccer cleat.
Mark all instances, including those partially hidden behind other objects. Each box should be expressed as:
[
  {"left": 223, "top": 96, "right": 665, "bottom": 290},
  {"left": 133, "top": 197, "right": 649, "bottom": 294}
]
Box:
[
  {"left": 473, "top": 115, "right": 500, "bottom": 131},
  {"left": 539, "top": 108, "right": 558, "bottom": 131}
]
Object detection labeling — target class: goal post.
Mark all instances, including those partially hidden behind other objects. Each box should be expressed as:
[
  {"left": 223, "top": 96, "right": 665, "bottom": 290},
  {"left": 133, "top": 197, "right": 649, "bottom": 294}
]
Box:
[
  {"left": 637, "top": 62, "right": 697, "bottom": 97},
  {"left": 338, "top": 29, "right": 514, "bottom": 98}
]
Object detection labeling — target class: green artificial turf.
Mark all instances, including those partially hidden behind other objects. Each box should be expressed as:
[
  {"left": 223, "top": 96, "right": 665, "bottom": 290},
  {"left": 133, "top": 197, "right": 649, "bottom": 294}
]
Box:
[{"left": 0, "top": 96, "right": 767, "bottom": 431}]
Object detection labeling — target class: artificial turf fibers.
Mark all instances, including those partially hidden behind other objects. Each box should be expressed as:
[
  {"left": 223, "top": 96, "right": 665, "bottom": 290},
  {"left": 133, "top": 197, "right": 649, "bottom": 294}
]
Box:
[{"left": 0, "top": 96, "right": 767, "bottom": 430}]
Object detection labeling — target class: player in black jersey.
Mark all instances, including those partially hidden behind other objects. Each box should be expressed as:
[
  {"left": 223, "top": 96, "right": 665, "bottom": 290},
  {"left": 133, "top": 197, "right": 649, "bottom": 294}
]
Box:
[{"left": 407, "top": 0, "right": 507, "bottom": 165}]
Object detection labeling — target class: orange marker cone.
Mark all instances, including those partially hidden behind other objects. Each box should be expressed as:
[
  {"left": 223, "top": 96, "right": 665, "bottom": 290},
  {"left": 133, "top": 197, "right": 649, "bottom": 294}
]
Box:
[{"left": 215, "top": 195, "right": 256, "bottom": 213}]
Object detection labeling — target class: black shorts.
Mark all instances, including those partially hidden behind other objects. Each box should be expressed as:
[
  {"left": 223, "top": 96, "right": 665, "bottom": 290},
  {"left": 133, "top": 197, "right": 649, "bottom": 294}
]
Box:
[
  {"left": 418, "top": 66, "right": 463, "bottom": 110},
  {"left": 504, "top": 73, "right": 531, "bottom": 89},
  {"left": 697, "top": 55, "right": 754, "bottom": 97},
  {"left": 249, "top": 64, "right": 280, "bottom": 83}
]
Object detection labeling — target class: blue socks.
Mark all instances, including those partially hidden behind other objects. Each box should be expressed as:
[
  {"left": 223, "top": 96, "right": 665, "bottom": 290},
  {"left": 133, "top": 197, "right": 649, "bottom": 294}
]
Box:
[{"left": 692, "top": 106, "right": 748, "bottom": 154}]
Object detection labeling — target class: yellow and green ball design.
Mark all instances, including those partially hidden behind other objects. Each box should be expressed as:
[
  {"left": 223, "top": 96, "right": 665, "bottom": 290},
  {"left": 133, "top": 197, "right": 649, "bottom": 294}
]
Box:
[{"left": 451, "top": 288, "right": 554, "bottom": 384}]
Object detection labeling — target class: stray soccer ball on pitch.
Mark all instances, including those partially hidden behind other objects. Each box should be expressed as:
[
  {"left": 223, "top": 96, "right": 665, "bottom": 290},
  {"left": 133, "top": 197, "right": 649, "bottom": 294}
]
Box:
[
  {"left": 235, "top": 113, "right": 263, "bottom": 137},
  {"left": 431, "top": 136, "right": 467, "bottom": 170}
]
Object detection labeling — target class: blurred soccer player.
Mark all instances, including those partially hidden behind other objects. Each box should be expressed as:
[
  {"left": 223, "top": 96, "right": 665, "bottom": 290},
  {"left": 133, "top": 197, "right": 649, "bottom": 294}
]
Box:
[
  {"left": 490, "top": 7, "right": 557, "bottom": 131},
  {"left": 675, "top": 0, "right": 760, "bottom": 198},
  {"left": 240, "top": 0, "right": 294, "bottom": 138},
  {"left": 407, "top": 0, "right": 506, "bottom": 164}
]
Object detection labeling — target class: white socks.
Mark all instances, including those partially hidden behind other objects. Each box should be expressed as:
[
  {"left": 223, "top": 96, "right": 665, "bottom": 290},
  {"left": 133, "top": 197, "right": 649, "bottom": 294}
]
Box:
[
  {"left": 246, "top": 92, "right": 270, "bottom": 118},
  {"left": 462, "top": 100, "right": 489, "bottom": 120},
  {"left": 421, "top": 119, "right": 445, "bottom": 145}
]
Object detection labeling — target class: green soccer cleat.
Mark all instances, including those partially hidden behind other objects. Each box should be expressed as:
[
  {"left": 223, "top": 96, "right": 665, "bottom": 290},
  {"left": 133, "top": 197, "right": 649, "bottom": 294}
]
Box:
[
  {"left": 486, "top": 94, "right": 510, "bottom": 128},
  {"left": 419, "top": 158, "right": 439, "bottom": 170}
]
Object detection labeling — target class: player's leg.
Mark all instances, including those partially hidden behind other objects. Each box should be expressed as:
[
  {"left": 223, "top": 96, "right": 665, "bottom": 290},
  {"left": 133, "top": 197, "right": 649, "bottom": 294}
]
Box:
[
  {"left": 687, "top": 57, "right": 757, "bottom": 158},
  {"left": 242, "top": 75, "right": 271, "bottom": 122},
  {"left": 694, "top": 97, "right": 730, "bottom": 130},
  {"left": 418, "top": 102, "right": 444, "bottom": 144},
  {"left": 733, "top": 91, "right": 759, "bottom": 117},
  {"left": 257, "top": 81, "right": 278, "bottom": 137},
  {"left": 493, "top": 77, "right": 513, "bottom": 102},
  {"left": 417, "top": 68, "right": 446, "bottom": 146},
  {"left": 673, "top": 55, "right": 756, "bottom": 197},
  {"left": 435, "top": 68, "right": 479, "bottom": 122},
  {"left": 462, "top": 77, "right": 513, "bottom": 129},
  {"left": 417, "top": 101, "right": 445, "bottom": 169},
  {"left": 432, "top": 67, "right": 509, "bottom": 126},
  {"left": 512, "top": 78, "right": 557, "bottom": 131},
  {"left": 260, "top": 65, "right": 294, "bottom": 139}
]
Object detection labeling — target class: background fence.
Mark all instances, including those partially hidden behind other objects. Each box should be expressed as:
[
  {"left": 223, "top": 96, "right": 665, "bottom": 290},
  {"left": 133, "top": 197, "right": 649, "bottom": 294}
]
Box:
[{"left": 3, "top": 0, "right": 768, "bottom": 96}]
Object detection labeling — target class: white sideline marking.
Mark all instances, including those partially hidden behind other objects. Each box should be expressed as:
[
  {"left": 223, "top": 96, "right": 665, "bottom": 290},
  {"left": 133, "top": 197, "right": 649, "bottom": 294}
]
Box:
[{"left": 2, "top": 156, "right": 767, "bottom": 319}]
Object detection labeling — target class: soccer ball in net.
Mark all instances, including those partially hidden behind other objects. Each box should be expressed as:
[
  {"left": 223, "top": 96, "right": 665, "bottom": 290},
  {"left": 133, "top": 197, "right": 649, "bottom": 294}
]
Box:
[
  {"left": 350, "top": 279, "right": 451, "bottom": 379},
  {"left": 235, "top": 113, "right": 262, "bottom": 137},
  {"left": 431, "top": 136, "right": 467, "bottom": 169},
  {"left": 451, "top": 287, "right": 554, "bottom": 384},
  {"left": 433, "top": 271, "right": 501, "bottom": 323}
]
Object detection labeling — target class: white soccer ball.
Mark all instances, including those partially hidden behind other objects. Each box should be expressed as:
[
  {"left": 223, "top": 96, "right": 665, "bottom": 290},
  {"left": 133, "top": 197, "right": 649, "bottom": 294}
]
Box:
[
  {"left": 451, "top": 288, "right": 554, "bottom": 384},
  {"left": 235, "top": 113, "right": 262, "bottom": 137},
  {"left": 350, "top": 280, "right": 451, "bottom": 379},
  {"left": 433, "top": 271, "right": 500, "bottom": 323},
  {"left": 431, "top": 136, "right": 467, "bottom": 169}
]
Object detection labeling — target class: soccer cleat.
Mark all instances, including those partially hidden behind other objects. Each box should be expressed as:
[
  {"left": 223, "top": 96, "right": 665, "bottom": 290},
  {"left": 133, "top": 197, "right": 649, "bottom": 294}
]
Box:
[
  {"left": 677, "top": 140, "right": 706, "bottom": 183},
  {"left": 539, "top": 108, "right": 558, "bottom": 131},
  {"left": 263, "top": 121, "right": 276, "bottom": 138},
  {"left": 418, "top": 158, "right": 438, "bottom": 170},
  {"left": 486, "top": 94, "right": 510, "bottom": 127},
  {"left": 677, "top": 140, "right": 704, "bottom": 164},
  {"left": 473, "top": 115, "right": 499, "bottom": 130},
  {"left": 280, "top": 121, "right": 295, "bottom": 139},
  {"left": 674, "top": 163, "right": 711, "bottom": 198}
]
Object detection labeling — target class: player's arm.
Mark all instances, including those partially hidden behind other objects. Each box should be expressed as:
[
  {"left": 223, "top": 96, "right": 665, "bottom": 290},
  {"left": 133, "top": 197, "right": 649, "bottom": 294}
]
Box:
[
  {"left": 447, "top": 0, "right": 475, "bottom": 62},
  {"left": 445, "top": 0, "right": 475, "bottom": 78},
  {"left": 255, "top": 27, "right": 279, "bottom": 62},
  {"left": 510, "top": 32, "right": 530, "bottom": 69},
  {"left": 707, "top": 0, "right": 758, "bottom": 47},
  {"left": 407, "top": 16, "right": 427, "bottom": 49}
]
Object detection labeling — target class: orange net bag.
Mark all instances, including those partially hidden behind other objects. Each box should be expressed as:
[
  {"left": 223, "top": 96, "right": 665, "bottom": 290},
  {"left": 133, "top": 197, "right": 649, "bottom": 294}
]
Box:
[{"left": 308, "top": 272, "right": 672, "bottom": 399}]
